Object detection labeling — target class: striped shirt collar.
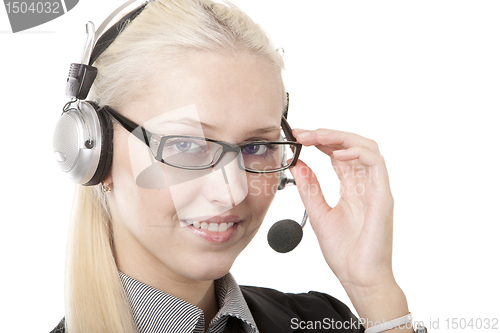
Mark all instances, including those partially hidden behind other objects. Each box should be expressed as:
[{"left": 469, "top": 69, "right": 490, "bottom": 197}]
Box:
[{"left": 119, "top": 271, "right": 259, "bottom": 333}]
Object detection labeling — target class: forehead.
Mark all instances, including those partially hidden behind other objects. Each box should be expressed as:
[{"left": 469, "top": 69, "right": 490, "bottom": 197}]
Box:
[{"left": 122, "top": 51, "right": 284, "bottom": 133}]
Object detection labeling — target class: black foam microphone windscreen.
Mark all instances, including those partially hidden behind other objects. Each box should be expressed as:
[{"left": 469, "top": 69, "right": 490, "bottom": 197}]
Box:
[{"left": 267, "top": 219, "right": 303, "bottom": 253}]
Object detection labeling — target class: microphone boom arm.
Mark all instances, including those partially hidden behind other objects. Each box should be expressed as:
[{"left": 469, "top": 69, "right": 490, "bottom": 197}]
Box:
[{"left": 300, "top": 210, "right": 308, "bottom": 228}]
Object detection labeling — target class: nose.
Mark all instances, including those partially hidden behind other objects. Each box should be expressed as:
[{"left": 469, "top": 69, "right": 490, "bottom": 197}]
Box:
[{"left": 202, "top": 150, "right": 248, "bottom": 208}]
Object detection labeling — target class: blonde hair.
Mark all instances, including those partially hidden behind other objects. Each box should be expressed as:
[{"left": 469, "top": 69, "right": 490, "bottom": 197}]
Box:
[
  {"left": 89, "top": 0, "right": 285, "bottom": 107},
  {"left": 65, "top": 0, "right": 285, "bottom": 332}
]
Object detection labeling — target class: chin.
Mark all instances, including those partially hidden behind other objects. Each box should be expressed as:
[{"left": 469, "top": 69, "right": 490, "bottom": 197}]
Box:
[{"left": 183, "top": 252, "right": 239, "bottom": 281}]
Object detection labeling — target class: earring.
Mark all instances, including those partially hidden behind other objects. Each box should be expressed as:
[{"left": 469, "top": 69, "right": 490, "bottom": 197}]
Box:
[{"left": 102, "top": 182, "right": 111, "bottom": 193}]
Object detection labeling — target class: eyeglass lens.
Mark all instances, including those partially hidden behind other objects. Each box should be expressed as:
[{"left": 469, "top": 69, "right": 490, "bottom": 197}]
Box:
[{"left": 160, "top": 137, "right": 296, "bottom": 171}]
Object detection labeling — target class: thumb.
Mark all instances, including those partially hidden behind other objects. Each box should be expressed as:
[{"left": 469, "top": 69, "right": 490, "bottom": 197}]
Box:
[{"left": 289, "top": 159, "right": 331, "bottom": 224}]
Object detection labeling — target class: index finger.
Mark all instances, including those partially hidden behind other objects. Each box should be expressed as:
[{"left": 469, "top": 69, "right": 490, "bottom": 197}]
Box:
[{"left": 292, "top": 128, "right": 381, "bottom": 155}]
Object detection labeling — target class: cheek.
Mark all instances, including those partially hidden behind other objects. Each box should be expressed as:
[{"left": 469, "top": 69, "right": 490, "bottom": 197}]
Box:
[
  {"left": 110, "top": 131, "right": 178, "bottom": 227},
  {"left": 246, "top": 172, "right": 280, "bottom": 214}
]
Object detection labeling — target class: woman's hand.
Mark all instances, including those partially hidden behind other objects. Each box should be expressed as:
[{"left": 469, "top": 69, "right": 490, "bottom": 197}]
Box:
[{"left": 289, "top": 128, "right": 410, "bottom": 327}]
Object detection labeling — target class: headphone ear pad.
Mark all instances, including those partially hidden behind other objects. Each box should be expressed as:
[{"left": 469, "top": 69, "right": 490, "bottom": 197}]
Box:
[{"left": 83, "top": 102, "right": 114, "bottom": 186}]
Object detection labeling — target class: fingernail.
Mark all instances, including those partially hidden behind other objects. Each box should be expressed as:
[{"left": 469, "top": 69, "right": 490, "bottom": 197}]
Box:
[{"left": 333, "top": 149, "right": 346, "bottom": 155}]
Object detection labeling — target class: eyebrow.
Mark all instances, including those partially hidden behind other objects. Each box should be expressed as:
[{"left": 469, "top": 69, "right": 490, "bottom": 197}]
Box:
[{"left": 157, "top": 118, "right": 281, "bottom": 136}]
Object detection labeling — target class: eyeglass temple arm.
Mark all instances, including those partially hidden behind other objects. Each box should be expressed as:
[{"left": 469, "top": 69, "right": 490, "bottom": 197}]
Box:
[
  {"left": 281, "top": 116, "right": 297, "bottom": 142},
  {"left": 281, "top": 92, "right": 297, "bottom": 142},
  {"left": 280, "top": 92, "right": 303, "bottom": 169},
  {"left": 101, "top": 106, "right": 153, "bottom": 146},
  {"left": 283, "top": 92, "right": 290, "bottom": 119}
]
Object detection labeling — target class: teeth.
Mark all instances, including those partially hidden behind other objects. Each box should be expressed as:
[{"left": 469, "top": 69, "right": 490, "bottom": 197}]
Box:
[{"left": 183, "top": 220, "right": 236, "bottom": 232}]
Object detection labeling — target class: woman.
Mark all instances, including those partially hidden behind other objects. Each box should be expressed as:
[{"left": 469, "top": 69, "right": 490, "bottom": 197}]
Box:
[{"left": 51, "top": 0, "right": 420, "bottom": 332}]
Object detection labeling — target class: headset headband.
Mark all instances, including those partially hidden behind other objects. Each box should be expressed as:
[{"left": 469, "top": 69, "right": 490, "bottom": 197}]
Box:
[
  {"left": 89, "top": 2, "right": 149, "bottom": 65},
  {"left": 66, "top": 0, "right": 150, "bottom": 100}
]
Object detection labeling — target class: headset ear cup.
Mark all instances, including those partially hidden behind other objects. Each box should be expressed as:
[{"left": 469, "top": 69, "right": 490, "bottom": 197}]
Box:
[{"left": 83, "top": 102, "right": 114, "bottom": 186}]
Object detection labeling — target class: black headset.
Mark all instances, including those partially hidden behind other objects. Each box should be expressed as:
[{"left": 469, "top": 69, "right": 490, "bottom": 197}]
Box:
[{"left": 53, "top": 0, "right": 307, "bottom": 252}]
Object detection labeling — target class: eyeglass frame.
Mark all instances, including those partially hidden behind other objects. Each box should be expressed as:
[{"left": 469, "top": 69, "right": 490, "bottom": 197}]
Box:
[{"left": 100, "top": 105, "right": 302, "bottom": 174}]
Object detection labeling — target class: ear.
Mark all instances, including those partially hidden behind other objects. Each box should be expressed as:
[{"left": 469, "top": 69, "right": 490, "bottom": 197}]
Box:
[{"left": 103, "top": 172, "right": 112, "bottom": 185}]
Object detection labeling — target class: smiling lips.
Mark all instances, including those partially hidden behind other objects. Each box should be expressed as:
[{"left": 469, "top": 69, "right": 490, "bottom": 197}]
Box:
[{"left": 181, "top": 215, "right": 242, "bottom": 233}]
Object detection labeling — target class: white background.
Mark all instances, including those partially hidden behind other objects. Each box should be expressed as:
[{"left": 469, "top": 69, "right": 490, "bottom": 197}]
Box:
[{"left": 1, "top": 1, "right": 499, "bottom": 332}]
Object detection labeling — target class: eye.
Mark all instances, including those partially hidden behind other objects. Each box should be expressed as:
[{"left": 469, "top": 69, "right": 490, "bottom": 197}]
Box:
[
  {"left": 176, "top": 141, "right": 196, "bottom": 152},
  {"left": 243, "top": 144, "right": 268, "bottom": 155},
  {"left": 166, "top": 139, "right": 204, "bottom": 154}
]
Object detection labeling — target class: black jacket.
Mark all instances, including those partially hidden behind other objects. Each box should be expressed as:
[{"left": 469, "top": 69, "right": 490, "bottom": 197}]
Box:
[{"left": 50, "top": 285, "right": 365, "bottom": 332}]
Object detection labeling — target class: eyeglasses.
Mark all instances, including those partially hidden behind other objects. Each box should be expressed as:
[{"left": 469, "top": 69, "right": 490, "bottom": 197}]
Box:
[{"left": 101, "top": 106, "right": 302, "bottom": 174}]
